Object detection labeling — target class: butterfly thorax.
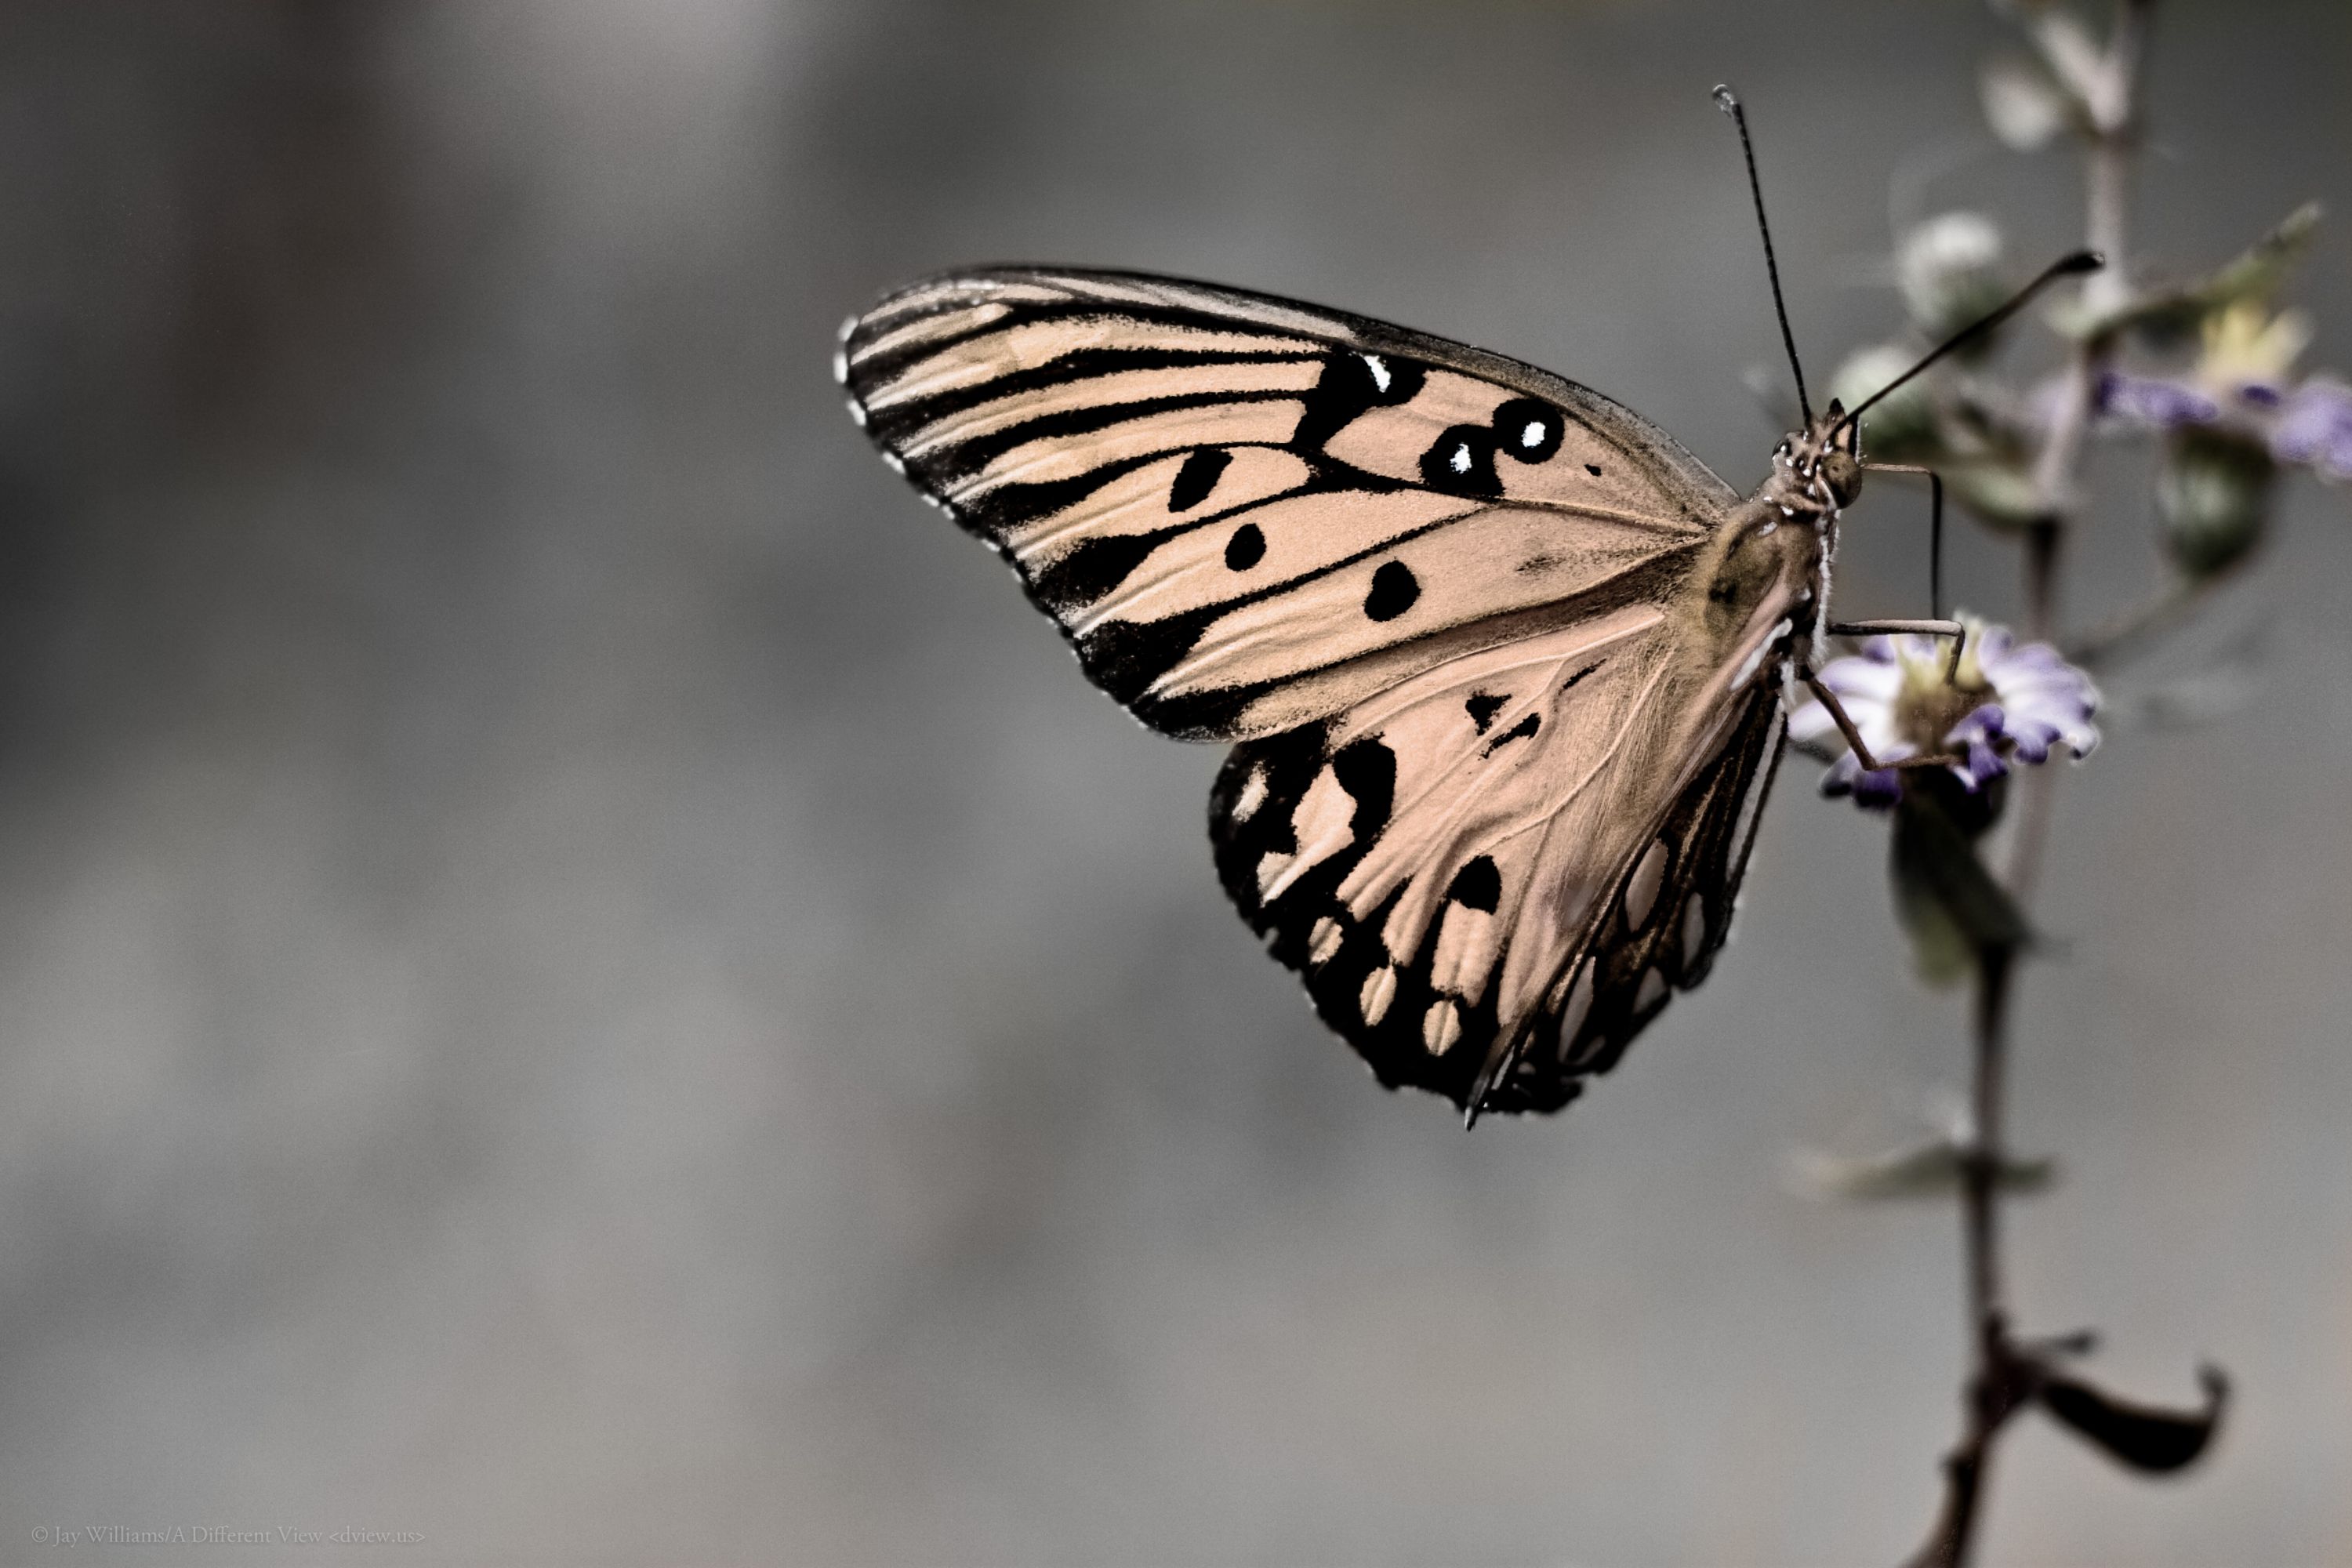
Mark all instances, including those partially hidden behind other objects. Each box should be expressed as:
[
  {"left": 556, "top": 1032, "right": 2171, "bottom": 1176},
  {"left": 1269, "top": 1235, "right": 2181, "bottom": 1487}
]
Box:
[{"left": 1679, "top": 409, "right": 1863, "bottom": 693}]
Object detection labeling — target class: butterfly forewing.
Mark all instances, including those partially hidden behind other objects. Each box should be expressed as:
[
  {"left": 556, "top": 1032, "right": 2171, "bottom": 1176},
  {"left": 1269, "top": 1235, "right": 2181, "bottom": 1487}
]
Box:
[
  {"left": 840, "top": 269, "right": 1737, "bottom": 742},
  {"left": 842, "top": 267, "right": 1807, "bottom": 1116}
]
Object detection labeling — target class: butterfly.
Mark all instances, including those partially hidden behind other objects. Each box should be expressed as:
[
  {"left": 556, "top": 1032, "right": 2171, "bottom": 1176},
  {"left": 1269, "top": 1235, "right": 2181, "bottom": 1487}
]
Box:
[{"left": 835, "top": 107, "right": 2083, "bottom": 1123}]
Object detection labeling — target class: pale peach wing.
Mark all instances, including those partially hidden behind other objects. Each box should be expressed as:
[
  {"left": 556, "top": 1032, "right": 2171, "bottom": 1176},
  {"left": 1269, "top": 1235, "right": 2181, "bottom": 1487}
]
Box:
[
  {"left": 1209, "top": 622, "right": 1788, "bottom": 1118},
  {"left": 1204, "top": 583, "right": 1788, "bottom": 1109},
  {"left": 838, "top": 268, "right": 1737, "bottom": 740}
]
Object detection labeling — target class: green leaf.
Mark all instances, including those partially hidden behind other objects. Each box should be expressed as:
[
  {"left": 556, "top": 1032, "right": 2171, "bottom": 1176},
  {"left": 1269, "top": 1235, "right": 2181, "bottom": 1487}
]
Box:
[
  {"left": 1893, "top": 782, "right": 2033, "bottom": 981},
  {"left": 1793, "top": 1136, "right": 2056, "bottom": 1201}
]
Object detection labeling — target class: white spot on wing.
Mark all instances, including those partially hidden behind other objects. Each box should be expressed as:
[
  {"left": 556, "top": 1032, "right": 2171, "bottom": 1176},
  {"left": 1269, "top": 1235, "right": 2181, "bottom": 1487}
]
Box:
[
  {"left": 1450, "top": 442, "right": 1473, "bottom": 474},
  {"left": 1362, "top": 353, "right": 1392, "bottom": 393},
  {"left": 1259, "top": 765, "right": 1356, "bottom": 902},
  {"left": 1521, "top": 419, "right": 1545, "bottom": 448},
  {"left": 1554, "top": 959, "right": 1597, "bottom": 1066},
  {"left": 1624, "top": 840, "right": 1668, "bottom": 929},
  {"left": 1360, "top": 965, "right": 1398, "bottom": 1026},
  {"left": 1635, "top": 966, "right": 1668, "bottom": 1014},
  {"left": 1422, "top": 1000, "right": 1462, "bottom": 1057},
  {"left": 1681, "top": 893, "right": 1708, "bottom": 969},
  {"left": 1560, "top": 960, "right": 1595, "bottom": 1036},
  {"left": 1429, "top": 902, "right": 1497, "bottom": 1006},
  {"left": 845, "top": 397, "right": 867, "bottom": 428},
  {"left": 1308, "top": 916, "right": 1343, "bottom": 967},
  {"left": 881, "top": 450, "right": 906, "bottom": 475},
  {"left": 832, "top": 344, "right": 849, "bottom": 384},
  {"left": 1231, "top": 764, "right": 1269, "bottom": 823},
  {"left": 1255, "top": 851, "right": 1295, "bottom": 898},
  {"left": 836, "top": 314, "right": 858, "bottom": 344}
]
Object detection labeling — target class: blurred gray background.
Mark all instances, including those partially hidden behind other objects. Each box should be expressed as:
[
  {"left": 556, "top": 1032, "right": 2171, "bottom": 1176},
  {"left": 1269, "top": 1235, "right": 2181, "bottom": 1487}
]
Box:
[{"left": 1, "top": 1, "right": 2347, "bottom": 1563}]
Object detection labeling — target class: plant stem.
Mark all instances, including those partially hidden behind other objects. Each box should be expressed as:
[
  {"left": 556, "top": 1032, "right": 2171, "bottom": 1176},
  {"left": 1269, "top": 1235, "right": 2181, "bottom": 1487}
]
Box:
[
  {"left": 1907, "top": 951, "right": 2018, "bottom": 1568},
  {"left": 2066, "top": 561, "right": 2247, "bottom": 670},
  {"left": 1908, "top": 4, "right": 2154, "bottom": 1563}
]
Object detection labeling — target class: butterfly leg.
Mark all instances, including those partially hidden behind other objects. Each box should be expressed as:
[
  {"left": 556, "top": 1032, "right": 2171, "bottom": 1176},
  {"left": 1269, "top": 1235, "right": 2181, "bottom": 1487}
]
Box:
[
  {"left": 1855, "top": 466, "right": 1966, "bottom": 681},
  {"left": 1828, "top": 618, "right": 1965, "bottom": 638},
  {"left": 1796, "top": 664, "right": 1889, "bottom": 771},
  {"left": 1828, "top": 617, "right": 1969, "bottom": 684},
  {"left": 1798, "top": 662, "right": 1968, "bottom": 775}
]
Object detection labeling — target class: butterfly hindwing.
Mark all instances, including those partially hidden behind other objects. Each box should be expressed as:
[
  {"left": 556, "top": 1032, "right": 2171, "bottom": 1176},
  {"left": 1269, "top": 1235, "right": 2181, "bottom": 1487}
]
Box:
[
  {"left": 840, "top": 269, "right": 1737, "bottom": 742},
  {"left": 1490, "top": 682, "right": 1787, "bottom": 1112},
  {"left": 1210, "top": 603, "right": 1788, "bottom": 1116}
]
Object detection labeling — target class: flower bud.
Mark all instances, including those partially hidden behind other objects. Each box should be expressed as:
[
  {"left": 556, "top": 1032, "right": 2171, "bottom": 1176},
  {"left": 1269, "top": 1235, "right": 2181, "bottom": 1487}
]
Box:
[
  {"left": 1980, "top": 53, "right": 2073, "bottom": 151},
  {"left": 1941, "top": 458, "right": 2045, "bottom": 533},
  {"left": 1899, "top": 212, "right": 2011, "bottom": 351},
  {"left": 2157, "top": 428, "right": 2274, "bottom": 580}
]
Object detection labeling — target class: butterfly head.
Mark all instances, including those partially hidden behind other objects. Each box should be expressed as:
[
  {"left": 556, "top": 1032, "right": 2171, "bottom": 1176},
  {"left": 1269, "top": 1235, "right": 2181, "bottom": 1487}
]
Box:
[{"left": 1769, "top": 398, "right": 1866, "bottom": 517}]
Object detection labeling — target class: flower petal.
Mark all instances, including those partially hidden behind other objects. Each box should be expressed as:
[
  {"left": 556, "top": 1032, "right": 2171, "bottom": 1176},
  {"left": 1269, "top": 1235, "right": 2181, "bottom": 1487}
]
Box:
[{"left": 2100, "top": 372, "right": 2220, "bottom": 428}]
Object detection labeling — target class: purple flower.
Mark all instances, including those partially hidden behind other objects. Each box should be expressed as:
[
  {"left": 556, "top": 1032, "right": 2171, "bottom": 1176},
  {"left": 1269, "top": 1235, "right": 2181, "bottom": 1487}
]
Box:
[
  {"left": 2092, "top": 304, "right": 2352, "bottom": 482},
  {"left": 2271, "top": 379, "right": 2352, "bottom": 481},
  {"left": 1789, "top": 618, "right": 2101, "bottom": 808},
  {"left": 2100, "top": 372, "right": 2220, "bottom": 428}
]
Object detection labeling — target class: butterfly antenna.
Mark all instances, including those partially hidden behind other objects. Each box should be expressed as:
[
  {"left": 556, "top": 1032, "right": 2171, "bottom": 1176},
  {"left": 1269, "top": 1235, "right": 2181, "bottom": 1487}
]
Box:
[
  {"left": 1714, "top": 85, "right": 1811, "bottom": 429},
  {"left": 1832, "top": 250, "right": 2104, "bottom": 441}
]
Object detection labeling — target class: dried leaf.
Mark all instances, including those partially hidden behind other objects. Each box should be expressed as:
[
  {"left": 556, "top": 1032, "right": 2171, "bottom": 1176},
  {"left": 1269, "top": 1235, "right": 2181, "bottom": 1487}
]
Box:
[{"left": 2036, "top": 1364, "right": 2228, "bottom": 1474}]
